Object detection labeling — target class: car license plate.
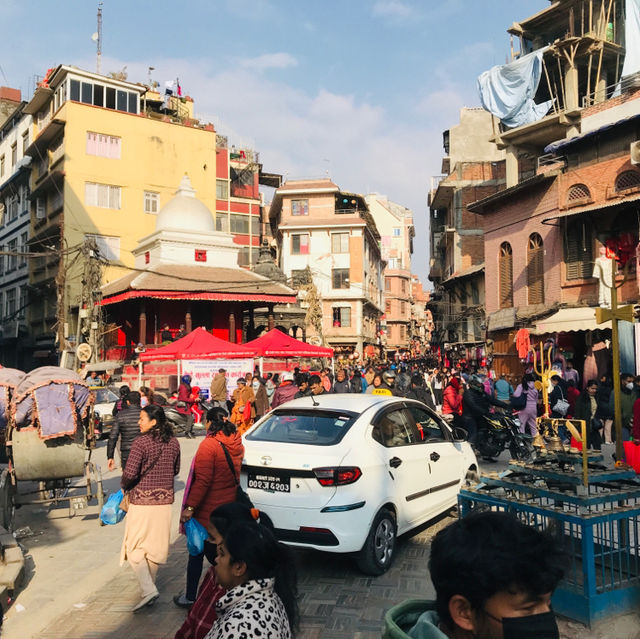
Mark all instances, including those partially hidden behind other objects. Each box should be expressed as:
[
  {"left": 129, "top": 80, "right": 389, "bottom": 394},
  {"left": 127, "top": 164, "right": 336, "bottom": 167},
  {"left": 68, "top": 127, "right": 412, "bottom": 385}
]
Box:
[{"left": 248, "top": 471, "right": 290, "bottom": 493}]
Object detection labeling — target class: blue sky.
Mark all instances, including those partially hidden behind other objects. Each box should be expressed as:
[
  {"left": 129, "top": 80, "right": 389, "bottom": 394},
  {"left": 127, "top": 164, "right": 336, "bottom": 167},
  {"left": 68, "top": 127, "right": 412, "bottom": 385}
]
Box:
[{"left": 1, "top": 0, "right": 545, "bottom": 282}]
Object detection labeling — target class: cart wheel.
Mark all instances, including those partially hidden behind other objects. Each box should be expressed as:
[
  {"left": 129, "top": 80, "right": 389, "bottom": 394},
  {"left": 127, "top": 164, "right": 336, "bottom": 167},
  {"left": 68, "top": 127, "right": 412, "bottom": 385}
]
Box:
[{"left": 0, "top": 469, "right": 16, "bottom": 532}]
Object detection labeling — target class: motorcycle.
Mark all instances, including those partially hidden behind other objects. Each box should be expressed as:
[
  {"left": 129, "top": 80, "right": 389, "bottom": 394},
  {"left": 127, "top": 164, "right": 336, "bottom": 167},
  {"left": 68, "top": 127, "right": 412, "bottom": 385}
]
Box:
[
  {"left": 164, "top": 399, "right": 214, "bottom": 435},
  {"left": 477, "top": 411, "right": 534, "bottom": 461}
]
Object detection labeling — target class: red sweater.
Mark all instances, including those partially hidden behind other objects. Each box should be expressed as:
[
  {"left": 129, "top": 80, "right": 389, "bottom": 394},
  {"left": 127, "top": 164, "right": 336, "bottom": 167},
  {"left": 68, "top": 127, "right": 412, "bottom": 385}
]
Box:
[
  {"left": 442, "top": 384, "right": 462, "bottom": 415},
  {"left": 185, "top": 431, "right": 244, "bottom": 528},
  {"left": 632, "top": 398, "right": 640, "bottom": 441}
]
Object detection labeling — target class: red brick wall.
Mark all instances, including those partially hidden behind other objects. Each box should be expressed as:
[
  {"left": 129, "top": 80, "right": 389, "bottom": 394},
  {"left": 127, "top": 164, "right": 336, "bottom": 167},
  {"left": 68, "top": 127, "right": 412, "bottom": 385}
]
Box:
[
  {"left": 581, "top": 87, "right": 640, "bottom": 118},
  {"left": 484, "top": 180, "right": 560, "bottom": 314}
]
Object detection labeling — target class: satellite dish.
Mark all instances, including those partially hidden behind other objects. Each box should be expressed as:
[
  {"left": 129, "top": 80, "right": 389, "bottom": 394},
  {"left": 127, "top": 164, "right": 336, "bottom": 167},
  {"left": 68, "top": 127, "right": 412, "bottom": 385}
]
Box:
[
  {"left": 91, "top": 32, "right": 99, "bottom": 41},
  {"left": 77, "top": 343, "right": 93, "bottom": 362}
]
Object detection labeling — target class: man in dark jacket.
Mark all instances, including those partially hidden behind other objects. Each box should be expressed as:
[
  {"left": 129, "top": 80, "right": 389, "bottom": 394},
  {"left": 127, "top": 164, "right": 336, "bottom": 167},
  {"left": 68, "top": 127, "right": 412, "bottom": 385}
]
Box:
[
  {"left": 332, "top": 369, "right": 352, "bottom": 393},
  {"left": 462, "top": 374, "right": 509, "bottom": 448},
  {"left": 394, "top": 366, "right": 412, "bottom": 398},
  {"left": 107, "top": 391, "right": 142, "bottom": 471},
  {"left": 405, "top": 373, "right": 436, "bottom": 411},
  {"left": 294, "top": 373, "right": 311, "bottom": 398}
]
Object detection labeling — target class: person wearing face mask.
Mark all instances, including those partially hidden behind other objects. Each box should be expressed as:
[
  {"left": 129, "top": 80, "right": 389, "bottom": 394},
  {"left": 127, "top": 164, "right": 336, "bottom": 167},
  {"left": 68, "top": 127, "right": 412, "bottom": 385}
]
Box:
[
  {"left": 383, "top": 511, "right": 564, "bottom": 639},
  {"left": 251, "top": 376, "right": 269, "bottom": 420},
  {"left": 174, "top": 503, "right": 273, "bottom": 639},
  {"left": 574, "top": 379, "right": 602, "bottom": 450},
  {"left": 175, "top": 407, "right": 244, "bottom": 609},
  {"left": 607, "top": 372, "right": 635, "bottom": 442}
]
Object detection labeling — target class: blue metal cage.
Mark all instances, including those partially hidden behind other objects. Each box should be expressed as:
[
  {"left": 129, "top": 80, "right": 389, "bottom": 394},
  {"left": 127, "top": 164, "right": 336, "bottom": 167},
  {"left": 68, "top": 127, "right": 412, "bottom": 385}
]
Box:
[{"left": 459, "top": 454, "right": 640, "bottom": 626}]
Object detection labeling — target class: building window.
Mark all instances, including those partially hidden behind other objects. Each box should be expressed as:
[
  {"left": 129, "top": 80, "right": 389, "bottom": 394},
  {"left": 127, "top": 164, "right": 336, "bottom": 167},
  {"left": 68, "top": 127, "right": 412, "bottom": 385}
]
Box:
[
  {"left": 69, "top": 77, "right": 138, "bottom": 114},
  {"left": 237, "top": 246, "right": 258, "bottom": 267},
  {"left": 385, "top": 277, "right": 391, "bottom": 291},
  {"left": 527, "top": 233, "right": 544, "bottom": 305},
  {"left": 85, "top": 182, "right": 121, "bottom": 209},
  {"left": 385, "top": 300, "right": 391, "bottom": 314},
  {"left": 615, "top": 170, "right": 640, "bottom": 192},
  {"left": 401, "top": 279, "right": 407, "bottom": 293},
  {"left": 331, "top": 232, "right": 349, "bottom": 253},
  {"left": 145, "top": 251, "right": 150, "bottom": 264},
  {"left": 400, "top": 301, "right": 406, "bottom": 314},
  {"left": 10, "top": 143, "right": 17, "bottom": 168},
  {"left": 7, "top": 239, "right": 17, "bottom": 271},
  {"left": 565, "top": 220, "right": 593, "bottom": 280},
  {"left": 216, "top": 179, "right": 229, "bottom": 199},
  {"left": 22, "top": 130, "right": 29, "bottom": 154},
  {"left": 20, "top": 231, "right": 28, "bottom": 268},
  {"left": 5, "top": 288, "right": 16, "bottom": 318},
  {"left": 499, "top": 242, "right": 513, "bottom": 308},
  {"left": 18, "top": 288, "right": 26, "bottom": 319},
  {"left": 85, "top": 234, "right": 120, "bottom": 261},
  {"left": 144, "top": 191, "right": 160, "bottom": 214},
  {"left": 195, "top": 249, "right": 207, "bottom": 262},
  {"left": 291, "top": 199, "right": 308, "bottom": 216},
  {"left": 332, "top": 268, "right": 349, "bottom": 289},
  {"left": 332, "top": 307, "right": 351, "bottom": 327},
  {"left": 291, "top": 234, "right": 310, "bottom": 255},
  {"left": 230, "top": 213, "right": 250, "bottom": 234},
  {"left": 392, "top": 227, "right": 401, "bottom": 237},
  {"left": 567, "top": 183, "right": 591, "bottom": 203},
  {"left": 86, "top": 132, "right": 121, "bottom": 159},
  {"left": 36, "top": 198, "right": 46, "bottom": 219},
  {"left": 216, "top": 214, "right": 229, "bottom": 233}
]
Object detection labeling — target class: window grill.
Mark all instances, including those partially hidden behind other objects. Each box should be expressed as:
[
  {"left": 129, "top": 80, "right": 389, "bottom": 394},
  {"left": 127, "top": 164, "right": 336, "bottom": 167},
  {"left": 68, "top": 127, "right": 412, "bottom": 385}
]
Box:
[
  {"left": 568, "top": 183, "right": 591, "bottom": 202},
  {"left": 615, "top": 171, "right": 640, "bottom": 192}
]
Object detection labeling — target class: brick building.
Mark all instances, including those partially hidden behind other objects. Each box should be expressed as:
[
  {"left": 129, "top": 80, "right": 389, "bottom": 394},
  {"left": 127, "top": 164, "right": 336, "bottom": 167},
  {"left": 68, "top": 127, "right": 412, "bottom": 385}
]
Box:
[{"left": 428, "top": 108, "right": 505, "bottom": 366}]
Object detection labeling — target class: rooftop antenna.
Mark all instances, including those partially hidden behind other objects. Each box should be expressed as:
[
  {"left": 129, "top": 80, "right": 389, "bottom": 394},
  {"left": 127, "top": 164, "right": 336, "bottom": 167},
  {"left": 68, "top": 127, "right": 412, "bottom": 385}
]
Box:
[{"left": 92, "top": 1, "right": 103, "bottom": 75}]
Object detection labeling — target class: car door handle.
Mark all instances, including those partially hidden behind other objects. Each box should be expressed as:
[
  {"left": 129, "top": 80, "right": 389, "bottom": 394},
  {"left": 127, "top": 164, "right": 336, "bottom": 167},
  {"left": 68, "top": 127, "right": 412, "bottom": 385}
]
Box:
[
  {"left": 430, "top": 452, "right": 440, "bottom": 462},
  {"left": 389, "top": 457, "right": 402, "bottom": 468}
]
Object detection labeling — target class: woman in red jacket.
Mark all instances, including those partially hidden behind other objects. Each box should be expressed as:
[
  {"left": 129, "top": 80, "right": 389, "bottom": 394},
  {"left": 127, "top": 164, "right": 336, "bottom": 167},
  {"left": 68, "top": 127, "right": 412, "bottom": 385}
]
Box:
[
  {"left": 442, "top": 375, "right": 463, "bottom": 417},
  {"left": 174, "top": 407, "right": 244, "bottom": 608}
]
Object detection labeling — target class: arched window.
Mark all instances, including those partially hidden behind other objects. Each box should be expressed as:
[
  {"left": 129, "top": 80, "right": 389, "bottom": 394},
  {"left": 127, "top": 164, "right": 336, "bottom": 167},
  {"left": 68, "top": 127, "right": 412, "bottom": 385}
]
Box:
[
  {"left": 567, "top": 183, "right": 591, "bottom": 202},
  {"left": 615, "top": 170, "right": 640, "bottom": 192},
  {"left": 499, "top": 242, "right": 513, "bottom": 309},
  {"left": 527, "top": 233, "right": 544, "bottom": 305}
]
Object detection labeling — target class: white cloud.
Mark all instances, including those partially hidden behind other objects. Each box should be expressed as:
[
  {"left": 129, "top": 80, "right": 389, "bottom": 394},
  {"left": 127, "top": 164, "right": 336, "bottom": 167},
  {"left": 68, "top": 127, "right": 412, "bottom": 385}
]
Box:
[
  {"left": 238, "top": 52, "right": 298, "bottom": 71},
  {"left": 372, "top": 1, "right": 415, "bottom": 19}
]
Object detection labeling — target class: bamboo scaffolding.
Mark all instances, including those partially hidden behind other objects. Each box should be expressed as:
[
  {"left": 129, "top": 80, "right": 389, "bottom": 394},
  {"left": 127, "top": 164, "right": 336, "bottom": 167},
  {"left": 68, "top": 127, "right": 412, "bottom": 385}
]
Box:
[{"left": 542, "top": 56, "right": 558, "bottom": 113}]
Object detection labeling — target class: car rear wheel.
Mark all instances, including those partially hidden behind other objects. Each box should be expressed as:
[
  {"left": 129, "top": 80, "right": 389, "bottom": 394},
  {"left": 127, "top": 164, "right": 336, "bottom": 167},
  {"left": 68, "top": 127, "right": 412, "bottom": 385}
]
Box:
[{"left": 356, "top": 508, "right": 396, "bottom": 575}]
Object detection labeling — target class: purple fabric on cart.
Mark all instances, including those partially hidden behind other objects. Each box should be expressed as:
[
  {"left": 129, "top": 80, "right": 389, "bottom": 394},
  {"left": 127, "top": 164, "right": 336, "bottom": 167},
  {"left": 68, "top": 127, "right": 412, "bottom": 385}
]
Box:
[{"left": 34, "top": 384, "right": 77, "bottom": 439}]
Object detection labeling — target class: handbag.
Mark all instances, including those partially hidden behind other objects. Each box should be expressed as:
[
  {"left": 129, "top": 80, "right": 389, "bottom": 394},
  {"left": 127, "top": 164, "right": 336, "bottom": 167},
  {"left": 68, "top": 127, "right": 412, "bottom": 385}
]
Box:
[
  {"left": 511, "top": 387, "right": 527, "bottom": 410},
  {"left": 219, "top": 440, "right": 254, "bottom": 508},
  {"left": 552, "top": 388, "right": 570, "bottom": 416}
]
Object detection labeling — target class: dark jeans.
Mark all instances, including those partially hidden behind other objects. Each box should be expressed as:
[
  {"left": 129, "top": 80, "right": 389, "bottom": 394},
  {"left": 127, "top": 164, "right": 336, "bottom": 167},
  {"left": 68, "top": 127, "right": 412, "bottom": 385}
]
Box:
[
  {"left": 121, "top": 449, "right": 131, "bottom": 472},
  {"left": 463, "top": 415, "right": 478, "bottom": 446},
  {"left": 186, "top": 551, "right": 204, "bottom": 600},
  {"left": 587, "top": 418, "right": 603, "bottom": 451}
]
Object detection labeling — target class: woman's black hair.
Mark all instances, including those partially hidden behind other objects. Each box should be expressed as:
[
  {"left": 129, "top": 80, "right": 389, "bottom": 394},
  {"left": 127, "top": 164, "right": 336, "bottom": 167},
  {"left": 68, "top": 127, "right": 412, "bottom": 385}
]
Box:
[
  {"left": 209, "top": 502, "right": 274, "bottom": 536},
  {"left": 223, "top": 521, "right": 299, "bottom": 634},
  {"left": 119, "top": 385, "right": 130, "bottom": 398},
  {"left": 206, "top": 406, "right": 235, "bottom": 436},
  {"left": 521, "top": 372, "right": 535, "bottom": 389},
  {"left": 142, "top": 404, "right": 173, "bottom": 442}
]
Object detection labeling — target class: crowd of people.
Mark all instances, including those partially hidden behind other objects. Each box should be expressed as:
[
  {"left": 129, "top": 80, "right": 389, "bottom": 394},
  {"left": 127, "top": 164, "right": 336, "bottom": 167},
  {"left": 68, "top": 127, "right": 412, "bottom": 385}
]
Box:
[{"left": 105, "top": 357, "right": 631, "bottom": 636}]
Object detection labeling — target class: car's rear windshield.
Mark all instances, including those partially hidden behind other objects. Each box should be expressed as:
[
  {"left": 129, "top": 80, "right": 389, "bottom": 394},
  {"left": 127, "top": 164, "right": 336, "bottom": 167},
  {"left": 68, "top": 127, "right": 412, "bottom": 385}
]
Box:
[
  {"left": 246, "top": 409, "right": 358, "bottom": 446},
  {"left": 95, "top": 389, "right": 118, "bottom": 403}
]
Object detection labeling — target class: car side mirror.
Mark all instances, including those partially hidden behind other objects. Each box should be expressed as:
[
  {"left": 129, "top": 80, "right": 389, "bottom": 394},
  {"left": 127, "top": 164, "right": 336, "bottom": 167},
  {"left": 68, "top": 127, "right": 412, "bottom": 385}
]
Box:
[{"left": 452, "top": 426, "right": 468, "bottom": 442}]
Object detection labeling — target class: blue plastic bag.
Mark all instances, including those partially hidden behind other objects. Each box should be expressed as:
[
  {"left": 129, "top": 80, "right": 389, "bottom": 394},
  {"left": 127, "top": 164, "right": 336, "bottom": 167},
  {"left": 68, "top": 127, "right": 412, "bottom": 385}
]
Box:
[
  {"left": 100, "top": 489, "right": 127, "bottom": 525},
  {"left": 185, "top": 517, "right": 209, "bottom": 556}
]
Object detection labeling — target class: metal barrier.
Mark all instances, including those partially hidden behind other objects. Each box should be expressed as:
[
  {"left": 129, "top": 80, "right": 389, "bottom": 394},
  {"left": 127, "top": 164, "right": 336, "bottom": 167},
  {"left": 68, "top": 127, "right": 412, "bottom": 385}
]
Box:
[{"left": 459, "top": 451, "right": 640, "bottom": 626}]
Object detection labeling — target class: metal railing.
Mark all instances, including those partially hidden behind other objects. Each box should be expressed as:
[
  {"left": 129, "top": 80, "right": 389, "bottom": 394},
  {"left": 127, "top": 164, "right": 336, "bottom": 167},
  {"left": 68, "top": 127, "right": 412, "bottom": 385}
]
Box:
[{"left": 582, "top": 71, "right": 640, "bottom": 108}]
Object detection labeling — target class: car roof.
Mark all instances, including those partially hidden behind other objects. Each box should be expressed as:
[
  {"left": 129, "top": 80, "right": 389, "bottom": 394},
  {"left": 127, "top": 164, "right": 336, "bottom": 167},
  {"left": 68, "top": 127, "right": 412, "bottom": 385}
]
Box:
[{"left": 272, "top": 393, "right": 403, "bottom": 413}]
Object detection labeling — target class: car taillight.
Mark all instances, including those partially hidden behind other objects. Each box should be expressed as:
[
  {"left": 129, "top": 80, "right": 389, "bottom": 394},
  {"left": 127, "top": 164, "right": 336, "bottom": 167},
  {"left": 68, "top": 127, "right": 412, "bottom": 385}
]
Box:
[{"left": 313, "top": 466, "right": 362, "bottom": 487}]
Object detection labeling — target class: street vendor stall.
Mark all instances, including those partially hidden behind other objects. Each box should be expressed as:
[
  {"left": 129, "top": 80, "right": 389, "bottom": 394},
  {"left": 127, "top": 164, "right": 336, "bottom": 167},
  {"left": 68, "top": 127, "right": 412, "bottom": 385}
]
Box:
[
  {"left": 244, "top": 328, "right": 334, "bottom": 375},
  {"left": 138, "top": 326, "right": 257, "bottom": 396}
]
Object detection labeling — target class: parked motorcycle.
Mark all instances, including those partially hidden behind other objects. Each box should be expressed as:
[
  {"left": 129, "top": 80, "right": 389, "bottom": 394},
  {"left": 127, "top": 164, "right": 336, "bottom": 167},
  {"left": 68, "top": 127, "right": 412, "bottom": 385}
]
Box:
[
  {"left": 477, "top": 411, "right": 534, "bottom": 461},
  {"left": 164, "top": 399, "right": 214, "bottom": 435}
]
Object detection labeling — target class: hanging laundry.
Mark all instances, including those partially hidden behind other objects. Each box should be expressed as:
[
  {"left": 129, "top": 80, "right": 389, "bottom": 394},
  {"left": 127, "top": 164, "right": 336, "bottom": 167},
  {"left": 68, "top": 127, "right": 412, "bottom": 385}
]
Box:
[{"left": 515, "top": 328, "right": 531, "bottom": 359}]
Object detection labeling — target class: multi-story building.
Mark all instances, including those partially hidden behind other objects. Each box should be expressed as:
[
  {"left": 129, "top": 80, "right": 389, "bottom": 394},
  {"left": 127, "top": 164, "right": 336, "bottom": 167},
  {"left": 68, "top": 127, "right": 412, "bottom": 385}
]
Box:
[
  {"left": 20, "top": 64, "right": 278, "bottom": 364},
  {"left": 365, "top": 193, "right": 414, "bottom": 356},
  {"left": 0, "top": 87, "right": 21, "bottom": 127},
  {"left": 466, "top": 0, "right": 640, "bottom": 378},
  {"left": 0, "top": 94, "right": 33, "bottom": 367},
  {"left": 427, "top": 108, "right": 505, "bottom": 365},
  {"left": 410, "top": 274, "right": 433, "bottom": 356},
  {"left": 270, "top": 178, "right": 384, "bottom": 359}
]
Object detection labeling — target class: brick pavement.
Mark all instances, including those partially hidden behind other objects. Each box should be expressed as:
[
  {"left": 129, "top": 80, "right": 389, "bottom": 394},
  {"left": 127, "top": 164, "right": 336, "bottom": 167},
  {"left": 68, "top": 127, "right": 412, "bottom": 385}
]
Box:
[{"left": 36, "top": 513, "right": 449, "bottom": 639}]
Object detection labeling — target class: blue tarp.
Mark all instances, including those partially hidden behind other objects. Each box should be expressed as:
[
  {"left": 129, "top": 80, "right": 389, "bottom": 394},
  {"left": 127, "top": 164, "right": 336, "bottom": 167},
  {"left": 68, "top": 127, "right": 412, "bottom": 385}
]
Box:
[
  {"left": 621, "top": 0, "right": 640, "bottom": 80},
  {"left": 478, "top": 48, "right": 553, "bottom": 129}
]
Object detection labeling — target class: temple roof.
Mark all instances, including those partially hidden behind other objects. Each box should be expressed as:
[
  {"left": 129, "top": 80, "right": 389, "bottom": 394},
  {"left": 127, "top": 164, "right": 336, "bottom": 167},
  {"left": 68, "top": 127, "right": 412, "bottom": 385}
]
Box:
[
  {"left": 101, "top": 264, "right": 297, "bottom": 306},
  {"left": 155, "top": 174, "right": 215, "bottom": 234}
]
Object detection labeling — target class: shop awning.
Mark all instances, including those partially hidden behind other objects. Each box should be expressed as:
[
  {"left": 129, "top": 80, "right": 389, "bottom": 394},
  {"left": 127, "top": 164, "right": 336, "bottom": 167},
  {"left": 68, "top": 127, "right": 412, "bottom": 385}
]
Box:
[{"left": 530, "top": 306, "right": 611, "bottom": 334}]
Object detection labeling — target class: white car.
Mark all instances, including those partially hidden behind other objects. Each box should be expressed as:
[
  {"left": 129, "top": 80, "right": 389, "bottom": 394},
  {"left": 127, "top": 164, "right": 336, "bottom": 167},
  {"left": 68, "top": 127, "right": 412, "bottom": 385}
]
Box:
[{"left": 241, "top": 394, "right": 477, "bottom": 575}]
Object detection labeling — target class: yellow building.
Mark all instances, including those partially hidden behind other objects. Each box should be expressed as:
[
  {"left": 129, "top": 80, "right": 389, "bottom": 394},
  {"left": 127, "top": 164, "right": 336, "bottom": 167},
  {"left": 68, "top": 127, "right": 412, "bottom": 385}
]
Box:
[{"left": 23, "top": 65, "right": 218, "bottom": 360}]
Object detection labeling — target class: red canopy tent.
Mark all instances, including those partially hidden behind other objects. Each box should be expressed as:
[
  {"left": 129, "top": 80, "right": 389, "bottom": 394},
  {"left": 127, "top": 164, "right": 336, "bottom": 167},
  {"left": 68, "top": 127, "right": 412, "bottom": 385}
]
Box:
[
  {"left": 139, "top": 327, "right": 257, "bottom": 361},
  {"left": 244, "top": 328, "right": 333, "bottom": 358}
]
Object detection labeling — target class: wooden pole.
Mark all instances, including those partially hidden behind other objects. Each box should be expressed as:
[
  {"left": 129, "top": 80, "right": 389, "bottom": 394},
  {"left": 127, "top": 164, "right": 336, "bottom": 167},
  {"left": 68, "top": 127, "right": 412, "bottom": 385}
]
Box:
[
  {"left": 586, "top": 53, "right": 593, "bottom": 104},
  {"left": 557, "top": 57, "right": 567, "bottom": 109},
  {"left": 594, "top": 45, "right": 605, "bottom": 100},
  {"left": 542, "top": 57, "right": 558, "bottom": 113},
  {"left": 589, "top": 0, "right": 593, "bottom": 33}
]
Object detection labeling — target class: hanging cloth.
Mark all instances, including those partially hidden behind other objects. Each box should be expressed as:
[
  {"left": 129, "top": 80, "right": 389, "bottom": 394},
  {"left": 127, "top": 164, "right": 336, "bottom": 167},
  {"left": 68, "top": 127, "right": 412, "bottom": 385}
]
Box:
[{"left": 515, "top": 328, "right": 531, "bottom": 359}]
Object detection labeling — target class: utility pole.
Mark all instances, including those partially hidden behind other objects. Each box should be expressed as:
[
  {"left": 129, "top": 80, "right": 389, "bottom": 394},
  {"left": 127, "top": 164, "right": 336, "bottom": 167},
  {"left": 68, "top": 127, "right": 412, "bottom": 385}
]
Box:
[{"left": 96, "top": 2, "right": 103, "bottom": 75}]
